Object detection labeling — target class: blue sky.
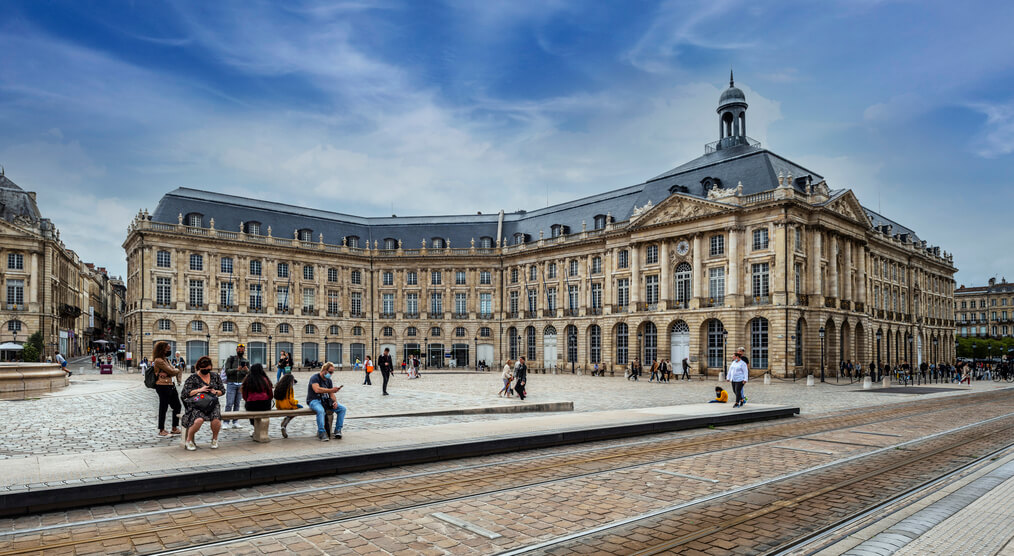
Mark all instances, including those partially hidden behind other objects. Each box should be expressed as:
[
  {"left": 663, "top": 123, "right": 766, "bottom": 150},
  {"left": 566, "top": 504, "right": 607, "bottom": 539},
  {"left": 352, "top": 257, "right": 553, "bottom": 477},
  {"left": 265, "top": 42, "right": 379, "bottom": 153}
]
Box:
[{"left": 1, "top": 0, "right": 1012, "bottom": 284}]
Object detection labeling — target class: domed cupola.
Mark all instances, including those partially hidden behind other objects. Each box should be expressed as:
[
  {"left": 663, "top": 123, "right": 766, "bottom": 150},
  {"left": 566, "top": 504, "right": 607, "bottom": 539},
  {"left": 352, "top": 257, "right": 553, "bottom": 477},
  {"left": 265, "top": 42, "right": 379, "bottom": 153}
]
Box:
[{"left": 716, "top": 70, "right": 749, "bottom": 150}]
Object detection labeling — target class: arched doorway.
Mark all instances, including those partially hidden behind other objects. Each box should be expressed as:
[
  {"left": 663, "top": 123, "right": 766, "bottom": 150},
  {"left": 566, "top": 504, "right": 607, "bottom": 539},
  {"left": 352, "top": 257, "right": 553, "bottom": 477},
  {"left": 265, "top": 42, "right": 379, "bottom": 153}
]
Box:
[
  {"left": 543, "top": 325, "right": 557, "bottom": 370},
  {"left": 670, "top": 320, "right": 690, "bottom": 366},
  {"left": 642, "top": 322, "right": 657, "bottom": 363},
  {"left": 565, "top": 325, "right": 578, "bottom": 367}
]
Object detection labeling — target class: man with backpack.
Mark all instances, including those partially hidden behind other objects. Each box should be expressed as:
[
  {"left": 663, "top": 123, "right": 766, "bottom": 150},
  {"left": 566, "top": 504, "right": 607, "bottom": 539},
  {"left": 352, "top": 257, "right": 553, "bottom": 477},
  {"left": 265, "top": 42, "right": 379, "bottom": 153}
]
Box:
[{"left": 222, "top": 344, "right": 250, "bottom": 429}]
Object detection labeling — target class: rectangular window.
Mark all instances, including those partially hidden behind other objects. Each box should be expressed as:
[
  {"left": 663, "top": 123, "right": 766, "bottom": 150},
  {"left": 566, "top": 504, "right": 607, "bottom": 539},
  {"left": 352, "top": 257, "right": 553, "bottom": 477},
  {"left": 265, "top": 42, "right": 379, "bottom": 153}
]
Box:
[
  {"left": 220, "top": 257, "right": 233, "bottom": 274},
  {"left": 189, "top": 254, "right": 203, "bottom": 271},
  {"left": 591, "top": 257, "right": 602, "bottom": 274},
  {"left": 794, "top": 263, "right": 802, "bottom": 294},
  {"left": 618, "top": 250, "right": 629, "bottom": 269},
  {"left": 455, "top": 271, "right": 466, "bottom": 285},
  {"left": 406, "top": 293, "right": 418, "bottom": 315},
  {"left": 383, "top": 293, "right": 394, "bottom": 314},
  {"left": 509, "top": 291, "right": 519, "bottom": 314},
  {"left": 220, "top": 282, "right": 234, "bottom": 306},
  {"left": 548, "top": 263, "right": 557, "bottom": 279},
  {"left": 708, "top": 268, "right": 725, "bottom": 301},
  {"left": 156, "top": 251, "right": 171, "bottom": 268},
  {"left": 527, "top": 289, "right": 537, "bottom": 312},
  {"left": 568, "top": 285, "right": 579, "bottom": 309},
  {"left": 646, "top": 245, "right": 658, "bottom": 264},
  {"left": 431, "top": 271, "right": 442, "bottom": 285},
  {"left": 249, "top": 284, "right": 262, "bottom": 309},
  {"left": 327, "top": 268, "right": 338, "bottom": 282},
  {"left": 430, "top": 292, "right": 443, "bottom": 314},
  {"left": 277, "top": 263, "right": 289, "bottom": 279},
  {"left": 547, "top": 287, "right": 557, "bottom": 311},
  {"left": 710, "top": 235, "right": 725, "bottom": 256},
  {"left": 752, "top": 228, "right": 769, "bottom": 250},
  {"left": 188, "top": 214, "right": 202, "bottom": 227},
  {"left": 645, "top": 275, "right": 659, "bottom": 304},
  {"left": 7, "top": 253, "right": 23, "bottom": 270},
  {"left": 591, "top": 283, "right": 602, "bottom": 309},
  {"left": 250, "top": 260, "right": 262, "bottom": 276},
  {"left": 752, "top": 263, "right": 770, "bottom": 298},
  {"left": 510, "top": 268, "right": 518, "bottom": 283},
  {"left": 407, "top": 271, "right": 417, "bottom": 285},
  {"left": 188, "top": 280, "right": 204, "bottom": 307},
  {"left": 277, "top": 286, "right": 290, "bottom": 309},
  {"left": 351, "top": 270, "right": 361, "bottom": 285},
  {"left": 455, "top": 292, "right": 467, "bottom": 314},
  {"left": 617, "top": 278, "right": 629, "bottom": 307},
  {"left": 351, "top": 292, "right": 362, "bottom": 315},
  {"left": 303, "top": 265, "right": 314, "bottom": 280},
  {"left": 327, "top": 290, "right": 340, "bottom": 314},
  {"left": 480, "top": 271, "right": 491, "bottom": 285},
  {"left": 6, "top": 279, "right": 24, "bottom": 306},
  {"left": 569, "top": 260, "right": 578, "bottom": 276},
  {"left": 302, "top": 288, "right": 315, "bottom": 311},
  {"left": 795, "top": 228, "right": 802, "bottom": 251},
  {"left": 480, "top": 293, "right": 492, "bottom": 315},
  {"left": 156, "top": 277, "right": 172, "bottom": 305},
  {"left": 382, "top": 271, "right": 393, "bottom": 286}
]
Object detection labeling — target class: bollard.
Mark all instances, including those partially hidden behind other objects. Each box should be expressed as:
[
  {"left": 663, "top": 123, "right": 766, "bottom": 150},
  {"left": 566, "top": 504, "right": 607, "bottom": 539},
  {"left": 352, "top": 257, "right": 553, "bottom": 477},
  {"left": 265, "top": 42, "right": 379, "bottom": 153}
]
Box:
[
  {"left": 763, "top": 373, "right": 771, "bottom": 385},
  {"left": 806, "top": 374, "right": 815, "bottom": 386},
  {"left": 718, "top": 371, "right": 726, "bottom": 381},
  {"left": 863, "top": 376, "right": 872, "bottom": 389},
  {"left": 882, "top": 376, "right": 891, "bottom": 388}
]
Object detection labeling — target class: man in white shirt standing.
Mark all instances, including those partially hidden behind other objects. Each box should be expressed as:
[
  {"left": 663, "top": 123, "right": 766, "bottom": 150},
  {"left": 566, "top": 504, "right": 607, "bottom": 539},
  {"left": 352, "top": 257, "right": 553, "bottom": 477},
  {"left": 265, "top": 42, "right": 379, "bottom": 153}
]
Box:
[{"left": 727, "top": 349, "right": 749, "bottom": 408}]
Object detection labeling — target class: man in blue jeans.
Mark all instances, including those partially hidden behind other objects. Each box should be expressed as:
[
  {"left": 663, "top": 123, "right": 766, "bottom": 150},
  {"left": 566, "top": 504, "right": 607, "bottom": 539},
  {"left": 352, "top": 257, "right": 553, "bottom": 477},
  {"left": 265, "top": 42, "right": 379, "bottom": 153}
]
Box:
[
  {"left": 222, "top": 344, "right": 249, "bottom": 429},
  {"left": 307, "top": 362, "right": 346, "bottom": 441}
]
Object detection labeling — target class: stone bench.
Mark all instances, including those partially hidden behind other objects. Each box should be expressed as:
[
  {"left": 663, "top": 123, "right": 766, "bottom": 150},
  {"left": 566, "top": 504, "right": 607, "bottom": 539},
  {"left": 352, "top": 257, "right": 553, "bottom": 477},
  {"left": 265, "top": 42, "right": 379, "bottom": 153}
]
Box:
[{"left": 177, "top": 408, "right": 315, "bottom": 445}]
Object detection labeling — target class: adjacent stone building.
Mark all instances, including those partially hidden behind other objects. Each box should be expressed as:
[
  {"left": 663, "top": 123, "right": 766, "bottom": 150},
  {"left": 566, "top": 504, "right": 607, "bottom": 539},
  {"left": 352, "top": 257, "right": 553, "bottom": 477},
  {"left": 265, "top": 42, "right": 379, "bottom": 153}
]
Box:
[
  {"left": 123, "top": 76, "right": 957, "bottom": 376},
  {"left": 955, "top": 277, "right": 1014, "bottom": 338},
  {"left": 1, "top": 170, "right": 125, "bottom": 359}
]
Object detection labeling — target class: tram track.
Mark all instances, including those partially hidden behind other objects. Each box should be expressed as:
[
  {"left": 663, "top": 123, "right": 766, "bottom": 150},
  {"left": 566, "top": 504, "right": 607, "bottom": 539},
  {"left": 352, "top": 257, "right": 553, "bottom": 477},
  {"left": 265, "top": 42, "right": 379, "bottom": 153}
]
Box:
[{"left": 0, "top": 390, "right": 1009, "bottom": 555}]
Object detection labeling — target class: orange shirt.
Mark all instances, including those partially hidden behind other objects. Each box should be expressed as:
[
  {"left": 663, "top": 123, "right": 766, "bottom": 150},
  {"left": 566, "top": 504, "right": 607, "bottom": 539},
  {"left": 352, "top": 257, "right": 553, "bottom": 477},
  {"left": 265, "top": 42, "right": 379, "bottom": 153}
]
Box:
[{"left": 715, "top": 390, "right": 729, "bottom": 403}]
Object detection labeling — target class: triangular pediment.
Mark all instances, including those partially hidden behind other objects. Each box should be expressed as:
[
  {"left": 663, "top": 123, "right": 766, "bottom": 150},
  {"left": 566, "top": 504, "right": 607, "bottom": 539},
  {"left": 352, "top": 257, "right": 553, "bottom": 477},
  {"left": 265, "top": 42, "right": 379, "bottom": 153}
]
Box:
[
  {"left": 824, "top": 190, "right": 871, "bottom": 227},
  {"left": 631, "top": 194, "right": 731, "bottom": 228}
]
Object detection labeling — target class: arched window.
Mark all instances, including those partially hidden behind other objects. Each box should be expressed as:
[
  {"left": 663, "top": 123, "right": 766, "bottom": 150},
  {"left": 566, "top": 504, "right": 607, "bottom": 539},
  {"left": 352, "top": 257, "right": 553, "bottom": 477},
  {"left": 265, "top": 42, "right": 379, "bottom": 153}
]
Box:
[
  {"left": 352, "top": 326, "right": 363, "bottom": 336},
  {"left": 751, "top": 317, "right": 769, "bottom": 369},
  {"left": 615, "top": 323, "right": 629, "bottom": 365},
  {"left": 643, "top": 322, "right": 657, "bottom": 362},
  {"left": 190, "top": 320, "right": 205, "bottom": 332},
  {"left": 593, "top": 214, "right": 607, "bottom": 230},
  {"left": 513, "top": 233, "right": 527, "bottom": 245},
  {"left": 221, "top": 321, "right": 235, "bottom": 333},
  {"left": 707, "top": 320, "right": 725, "bottom": 368},
  {"left": 589, "top": 325, "right": 602, "bottom": 363},
  {"left": 157, "top": 319, "right": 172, "bottom": 331},
  {"left": 508, "top": 327, "right": 519, "bottom": 359},
  {"left": 431, "top": 237, "right": 445, "bottom": 249},
  {"left": 382, "top": 326, "right": 394, "bottom": 337},
  {"left": 383, "top": 238, "right": 397, "bottom": 250},
  {"left": 250, "top": 322, "right": 264, "bottom": 334},
  {"left": 675, "top": 262, "right": 692, "bottom": 306},
  {"left": 6, "top": 320, "right": 23, "bottom": 333},
  {"left": 550, "top": 224, "right": 568, "bottom": 238},
  {"left": 566, "top": 325, "right": 578, "bottom": 363},
  {"left": 430, "top": 327, "right": 441, "bottom": 337},
  {"left": 406, "top": 326, "right": 417, "bottom": 337},
  {"left": 526, "top": 326, "right": 537, "bottom": 361},
  {"left": 479, "top": 326, "right": 491, "bottom": 337},
  {"left": 480, "top": 236, "right": 493, "bottom": 249},
  {"left": 329, "top": 325, "right": 341, "bottom": 335},
  {"left": 455, "top": 327, "right": 466, "bottom": 337},
  {"left": 278, "top": 323, "right": 291, "bottom": 334},
  {"left": 305, "top": 324, "right": 316, "bottom": 335}
]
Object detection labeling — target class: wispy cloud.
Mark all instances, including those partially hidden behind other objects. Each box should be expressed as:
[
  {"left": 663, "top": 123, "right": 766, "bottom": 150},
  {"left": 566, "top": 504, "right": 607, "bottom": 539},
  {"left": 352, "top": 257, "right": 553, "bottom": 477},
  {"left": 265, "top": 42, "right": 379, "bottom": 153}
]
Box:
[{"left": 969, "top": 101, "right": 1014, "bottom": 158}]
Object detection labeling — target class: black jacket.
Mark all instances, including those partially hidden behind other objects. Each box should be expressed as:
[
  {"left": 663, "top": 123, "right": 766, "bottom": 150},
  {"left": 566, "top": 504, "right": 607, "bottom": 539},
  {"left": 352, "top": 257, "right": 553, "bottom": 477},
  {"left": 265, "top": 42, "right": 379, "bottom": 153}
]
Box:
[
  {"left": 515, "top": 362, "right": 527, "bottom": 383},
  {"left": 379, "top": 354, "right": 394, "bottom": 373}
]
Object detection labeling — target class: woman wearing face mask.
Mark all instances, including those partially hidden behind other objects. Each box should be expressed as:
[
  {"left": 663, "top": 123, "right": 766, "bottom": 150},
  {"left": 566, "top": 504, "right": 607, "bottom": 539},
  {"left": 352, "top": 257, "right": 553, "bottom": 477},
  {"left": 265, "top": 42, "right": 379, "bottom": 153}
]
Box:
[
  {"left": 307, "top": 362, "right": 346, "bottom": 441},
  {"left": 180, "top": 355, "right": 225, "bottom": 451}
]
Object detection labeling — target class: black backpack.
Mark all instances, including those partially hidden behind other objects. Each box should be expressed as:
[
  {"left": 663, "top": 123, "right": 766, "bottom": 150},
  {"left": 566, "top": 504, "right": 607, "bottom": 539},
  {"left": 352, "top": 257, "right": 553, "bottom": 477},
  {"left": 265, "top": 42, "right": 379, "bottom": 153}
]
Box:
[{"left": 144, "top": 365, "right": 158, "bottom": 389}]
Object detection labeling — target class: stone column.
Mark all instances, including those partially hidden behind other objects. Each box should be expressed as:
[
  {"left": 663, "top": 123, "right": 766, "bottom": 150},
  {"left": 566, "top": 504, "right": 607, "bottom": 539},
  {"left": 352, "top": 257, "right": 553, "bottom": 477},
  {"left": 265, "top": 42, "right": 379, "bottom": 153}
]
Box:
[
  {"left": 692, "top": 234, "right": 703, "bottom": 305},
  {"left": 30, "top": 253, "right": 39, "bottom": 304},
  {"left": 829, "top": 236, "right": 839, "bottom": 300},
  {"left": 857, "top": 246, "right": 867, "bottom": 304},
  {"left": 810, "top": 230, "right": 822, "bottom": 300},
  {"left": 727, "top": 228, "right": 740, "bottom": 303},
  {"left": 604, "top": 249, "right": 614, "bottom": 312},
  {"left": 843, "top": 241, "right": 853, "bottom": 303},
  {"left": 773, "top": 223, "right": 787, "bottom": 305},
  {"left": 630, "top": 244, "right": 640, "bottom": 305},
  {"left": 659, "top": 240, "right": 670, "bottom": 304}
]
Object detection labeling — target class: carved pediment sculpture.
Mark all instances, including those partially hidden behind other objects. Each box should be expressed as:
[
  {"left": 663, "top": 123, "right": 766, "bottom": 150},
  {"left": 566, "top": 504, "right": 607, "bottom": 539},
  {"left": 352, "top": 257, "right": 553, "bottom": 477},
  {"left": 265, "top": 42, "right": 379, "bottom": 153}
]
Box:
[{"left": 647, "top": 198, "right": 724, "bottom": 226}]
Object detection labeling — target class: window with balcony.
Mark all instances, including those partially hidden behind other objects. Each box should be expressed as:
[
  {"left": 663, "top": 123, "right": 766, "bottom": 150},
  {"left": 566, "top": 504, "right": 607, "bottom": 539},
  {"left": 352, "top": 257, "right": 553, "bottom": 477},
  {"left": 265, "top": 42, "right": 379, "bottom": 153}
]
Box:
[
  {"left": 617, "top": 278, "right": 629, "bottom": 307},
  {"left": 708, "top": 268, "right": 725, "bottom": 302},
  {"left": 752, "top": 263, "right": 770, "bottom": 299},
  {"left": 547, "top": 287, "right": 557, "bottom": 311},
  {"left": 406, "top": 293, "right": 418, "bottom": 315},
  {"left": 568, "top": 285, "right": 578, "bottom": 310},
  {"left": 430, "top": 292, "right": 443, "bottom": 314},
  {"left": 249, "top": 284, "right": 262, "bottom": 310},
  {"left": 645, "top": 275, "right": 659, "bottom": 305},
  {"left": 591, "top": 283, "right": 602, "bottom": 309},
  {"left": 277, "top": 286, "right": 290, "bottom": 310},
  {"left": 527, "top": 289, "right": 537, "bottom": 313},
  {"left": 188, "top": 280, "right": 204, "bottom": 307},
  {"left": 383, "top": 293, "right": 394, "bottom": 314},
  {"left": 455, "top": 293, "right": 467, "bottom": 314},
  {"left": 351, "top": 292, "right": 362, "bottom": 316},
  {"left": 480, "top": 293, "right": 492, "bottom": 315},
  {"left": 302, "top": 288, "right": 315, "bottom": 311},
  {"left": 5, "top": 279, "right": 24, "bottom": 307},
  {"left": 220, "top": 283, "right": 234, "bottom": 306},
  {"left": 509, "top": 291, "right": 519, "bottom": 314},
  {"left": 156, "top": 277, "right": 172, "bottom": 305},
  {"left": 327, "top": 290, "right": 340, "bottom": 314},
  {"left": 674, "top": 263, "right": 691, "bottom": 305}
]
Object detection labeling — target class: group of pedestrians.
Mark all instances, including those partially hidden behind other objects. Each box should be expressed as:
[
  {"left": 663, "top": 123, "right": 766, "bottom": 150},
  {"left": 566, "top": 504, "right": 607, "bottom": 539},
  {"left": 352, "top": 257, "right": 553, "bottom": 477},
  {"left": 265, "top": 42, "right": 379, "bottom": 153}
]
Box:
[
  {"left": 626, "top": 357, "right": 694, "bottom": 382},
  {"left": 498, "top": 357, "right": 528, "bottom": 400}
]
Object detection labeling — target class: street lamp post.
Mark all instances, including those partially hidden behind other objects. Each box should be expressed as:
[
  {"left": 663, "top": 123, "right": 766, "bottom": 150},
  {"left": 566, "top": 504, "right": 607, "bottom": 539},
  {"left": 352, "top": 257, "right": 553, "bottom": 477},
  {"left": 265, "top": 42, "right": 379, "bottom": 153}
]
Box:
[
  {"left": 819, "top": 326, "right": 826, "bottom": 382},
  {"left": 127, "top": 332, "right": 133, "bottom": 368},
  {"left": 324, "top": 335, "right": 328, "bottom": 365},
  {"left": 268, "top": 335, "right": 273, "bottom": 368},
  {"left": 473, "top": 336, "right": 478, "bottom": 371},
  {"left": 876, "top": 330, "right": 883, "bottom": 382},
  {"left": 424, "top": 337, "right": 428, "bottom": 370},
  {"left": 790, "top": 334, "right": 796, "bottom": 382},
  {"left": 720, "top": 328, "right": 728, "bottom": 381}
]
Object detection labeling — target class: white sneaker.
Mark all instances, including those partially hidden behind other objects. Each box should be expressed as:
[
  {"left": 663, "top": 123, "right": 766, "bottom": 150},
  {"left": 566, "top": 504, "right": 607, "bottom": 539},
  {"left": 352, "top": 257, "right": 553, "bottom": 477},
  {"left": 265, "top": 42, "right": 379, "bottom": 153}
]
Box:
[
  {"left": 210, "top": 438, "right": 219, "bottom": 449},
  {"left": 185, "top": 441, "right": 197, "bottom": 451}
]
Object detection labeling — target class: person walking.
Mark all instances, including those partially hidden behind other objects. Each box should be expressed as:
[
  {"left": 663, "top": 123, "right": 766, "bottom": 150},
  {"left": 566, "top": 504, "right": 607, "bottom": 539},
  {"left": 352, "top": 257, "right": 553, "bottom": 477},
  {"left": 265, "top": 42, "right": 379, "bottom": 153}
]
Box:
[
  {"left": 180, "top": 356, "right": 224, "bottom": 450},
  {"left": 379, "top": 348, "right": 394, "bottom": 396},
  {"left": 681, "top": 357, "right": 691, "bottom": 380},
  {"left": 727, "top": 351, "right": 749, "bottom": 408},
  {"left": 363, "top": 355, "right": 374, "bottom": 385},
  {"left": 499, "top": 359, "right": 514, "bottom": 396},
  {"left": 222, "top": 344, "right": 250, "bottom": 429},
  {"left": 648, "top": 358, "right": 659, "bottom": 382},
  {"left": 273, "top": 373, "right": 302, "bottom": 438},
  {"left": 307, "top": 362, "right": 346, "bottom": 441},
  {"left": 514, "top": 357, "right": 528, "bottom": 400},
  {"left": 241, "top": 363, "right": 273, "bottom": 432},
  {"left": 276, "top": 350, "right": 291, "bottom": 381},
  {"left": 152, "top": 341, "right": 182, "bottom": 437}
]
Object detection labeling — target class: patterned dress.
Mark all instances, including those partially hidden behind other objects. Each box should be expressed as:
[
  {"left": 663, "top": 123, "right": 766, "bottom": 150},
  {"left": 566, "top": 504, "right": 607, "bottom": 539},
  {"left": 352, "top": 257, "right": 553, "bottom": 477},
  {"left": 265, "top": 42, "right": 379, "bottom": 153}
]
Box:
[{"left": 180, "top": 372, "right": 224, "bottom": 428}]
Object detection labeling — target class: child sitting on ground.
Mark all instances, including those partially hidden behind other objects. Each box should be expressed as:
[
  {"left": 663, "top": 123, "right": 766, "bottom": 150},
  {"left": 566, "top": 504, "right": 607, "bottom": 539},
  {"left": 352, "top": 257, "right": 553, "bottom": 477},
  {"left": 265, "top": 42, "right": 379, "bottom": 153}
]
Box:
[{"left": 709, "top": 386, "right": 728, "bottom": 403}]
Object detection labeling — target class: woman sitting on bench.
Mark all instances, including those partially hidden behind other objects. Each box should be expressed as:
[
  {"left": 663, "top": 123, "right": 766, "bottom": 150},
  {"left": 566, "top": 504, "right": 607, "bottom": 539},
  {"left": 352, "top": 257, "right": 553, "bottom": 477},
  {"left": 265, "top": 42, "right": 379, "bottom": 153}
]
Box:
[
  {"left": 241, "top": 364, "right": 274, "bottom": 431},
  {"left": 273, "top": 374, "right": 302, "bottom": 438}
]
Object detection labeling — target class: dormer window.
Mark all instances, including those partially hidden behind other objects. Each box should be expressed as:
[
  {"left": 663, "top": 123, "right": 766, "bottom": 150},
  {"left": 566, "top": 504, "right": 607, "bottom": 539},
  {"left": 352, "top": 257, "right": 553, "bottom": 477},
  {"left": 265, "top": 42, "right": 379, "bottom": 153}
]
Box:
[
  {"left": 245, "top": 222, "right": 261, "bottom": 235},
  {"left": 383, "top": 238, "right": 397, "bottom": 250},
  {"left": 513, "top": 233, "right": 528, "bottom": 245},
  {"left": 186, "top": 213, "right": 203, "bottom": 227},
  {"left": 298, "top": 229, "right": 312, "bottom": 242},
  {"left": 593, "top": 215, "right": 607, "bottom": 230},
  {"left": 480, "top": 236, "right": 493, "bottom": 248},
  {"left": 550, "top": 224, "right": 568, "bottom": 238},
  {"left": 346, "top": 236, "right": 359, "bottom": 248},
  {"left": 431, "top": 238, "right": 445, "bottom": 249},
  {"left": 700, "top": 177, "right": 721, "bottom": 191}
]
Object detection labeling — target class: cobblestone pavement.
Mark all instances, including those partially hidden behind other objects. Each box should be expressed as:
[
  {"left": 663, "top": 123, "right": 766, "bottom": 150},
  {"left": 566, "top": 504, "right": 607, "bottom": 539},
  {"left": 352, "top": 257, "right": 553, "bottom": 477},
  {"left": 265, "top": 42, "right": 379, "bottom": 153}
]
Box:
[{"left": 1, "top": 362, "right": 1007, "bottom": 459}]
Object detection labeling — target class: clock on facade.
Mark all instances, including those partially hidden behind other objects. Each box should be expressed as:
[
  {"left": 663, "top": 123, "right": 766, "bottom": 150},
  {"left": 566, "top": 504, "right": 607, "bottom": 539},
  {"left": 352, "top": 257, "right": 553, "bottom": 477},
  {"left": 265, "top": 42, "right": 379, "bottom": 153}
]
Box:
[{"left": 676, "top": 240, "right": 690, "bottom": 256}]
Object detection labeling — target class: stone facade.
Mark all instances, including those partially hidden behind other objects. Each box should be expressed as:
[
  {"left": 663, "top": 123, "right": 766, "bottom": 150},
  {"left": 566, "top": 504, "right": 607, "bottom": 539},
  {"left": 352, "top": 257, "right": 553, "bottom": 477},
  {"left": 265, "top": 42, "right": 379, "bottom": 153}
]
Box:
[
  {"left": 122, "top": 79, "right": 956, "bottom": 376},
  {"left": 955, "top": 277, "right": 1014, "bottom": 338}
]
